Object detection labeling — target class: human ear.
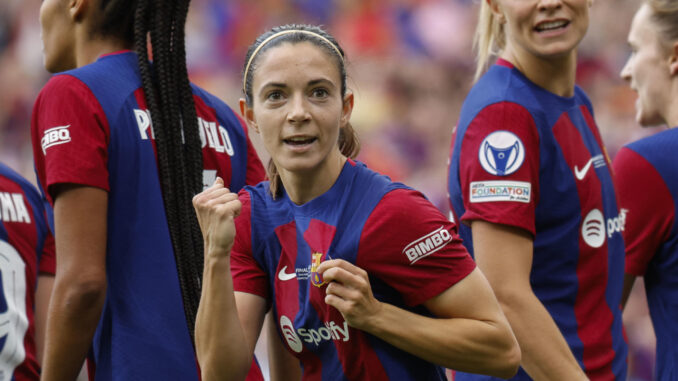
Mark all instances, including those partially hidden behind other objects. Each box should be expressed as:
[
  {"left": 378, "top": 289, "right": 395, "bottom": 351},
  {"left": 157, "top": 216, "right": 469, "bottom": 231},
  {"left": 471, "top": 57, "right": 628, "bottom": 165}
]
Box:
[
  {"left": 69, "top": 0, "right": 88, "bottom": 21},
  {"left": 239, "top": 98, "right": 259, "bottom": 133},
  {"left": 488, "top": 0, "right": 506, "bottom": 24},
  {"left": 670, "top": 41, "right": 678, "bottom": 76},
  {"left": 340, "top": 92, "right": 354, "bottom": 127}
]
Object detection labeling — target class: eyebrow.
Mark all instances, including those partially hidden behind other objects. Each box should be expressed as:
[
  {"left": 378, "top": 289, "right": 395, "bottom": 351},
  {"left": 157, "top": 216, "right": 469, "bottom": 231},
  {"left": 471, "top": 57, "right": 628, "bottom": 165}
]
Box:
[{"left": 258, "top": 78, "right": 337, "bottom": 97}]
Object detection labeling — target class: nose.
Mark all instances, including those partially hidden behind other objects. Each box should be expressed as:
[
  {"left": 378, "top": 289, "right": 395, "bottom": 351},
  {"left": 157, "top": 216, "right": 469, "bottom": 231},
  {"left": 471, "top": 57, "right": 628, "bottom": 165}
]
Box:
[
  {"left": 620, "top": 57, "right": 632, "bottom": 82},
  {"left": 287, "top": 93, "right": 311, "bottom": 125},
  {"left": 538, "top": 0, "right": 562, "bottom": 12}
]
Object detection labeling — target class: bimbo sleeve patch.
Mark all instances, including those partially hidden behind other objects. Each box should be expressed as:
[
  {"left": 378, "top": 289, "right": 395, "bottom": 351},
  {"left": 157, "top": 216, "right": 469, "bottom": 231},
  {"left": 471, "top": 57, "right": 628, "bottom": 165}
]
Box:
[
  {"left": 41, "top": 125, "right": 71, "bottom": 154},
  {"left": 478, "top": 130, "right": 525, "bottom": 176},
  {"left": 402, "top": 226, "right": 452, "bottom": 264},
  {"left": 469, "top": 180, "right": 531, "bottom": 203}
]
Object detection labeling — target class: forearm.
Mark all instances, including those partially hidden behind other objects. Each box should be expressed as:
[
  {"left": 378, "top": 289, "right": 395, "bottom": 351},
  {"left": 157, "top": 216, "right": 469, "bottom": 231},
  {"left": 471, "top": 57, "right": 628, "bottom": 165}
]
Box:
[
  {"left": 195, "top": 254, "right": 251, "bottom": 381},
  {"left": 41, "top": 277, "right": 106, "bottom": 381},
  {"left": 363, "top": 302, "right": 518, "bottom": 378},
  {"left": 499, "top": 292, "right": 587, "bottom": 380}
]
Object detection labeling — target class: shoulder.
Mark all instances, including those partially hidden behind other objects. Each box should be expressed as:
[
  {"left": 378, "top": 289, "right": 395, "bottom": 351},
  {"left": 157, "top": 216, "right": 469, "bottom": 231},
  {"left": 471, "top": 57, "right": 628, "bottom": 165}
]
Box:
[
  {"left": 460, "top": 69, "right": 540, "bottom": 132},
  {"left": 626, "top": 128, "right": 678, "bottom": 154},
  {"left": 619, "top": 129, "right": 678, "bottom": 181},
  {"left": 0, "top": 163, "right": 45, "bottom": 217},
  {"left": 37, "top": 74, "right": 92, "bottom": 101},
  {"left": 366, "top": 188, "right": 443, "bottom": 229}
]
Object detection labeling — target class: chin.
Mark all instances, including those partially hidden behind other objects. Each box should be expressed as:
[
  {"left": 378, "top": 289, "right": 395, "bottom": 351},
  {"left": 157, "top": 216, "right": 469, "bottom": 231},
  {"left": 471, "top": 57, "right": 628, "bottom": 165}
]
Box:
[{"left": 637, "top": 112, "right": 665, "bottom": 127}]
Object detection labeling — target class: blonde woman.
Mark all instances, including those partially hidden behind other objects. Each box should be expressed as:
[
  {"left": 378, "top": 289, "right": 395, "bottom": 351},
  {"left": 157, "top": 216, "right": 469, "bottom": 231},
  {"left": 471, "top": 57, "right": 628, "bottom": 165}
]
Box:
[{"left": 447, "top": 0, "right": 628, "bottom": 379}]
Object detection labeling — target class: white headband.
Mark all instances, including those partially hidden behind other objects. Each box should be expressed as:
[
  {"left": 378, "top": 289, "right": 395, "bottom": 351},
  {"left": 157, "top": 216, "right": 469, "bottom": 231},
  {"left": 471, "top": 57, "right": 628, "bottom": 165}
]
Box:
[{"left": 243, "top": 30, "right": 344, "bottom": 94}]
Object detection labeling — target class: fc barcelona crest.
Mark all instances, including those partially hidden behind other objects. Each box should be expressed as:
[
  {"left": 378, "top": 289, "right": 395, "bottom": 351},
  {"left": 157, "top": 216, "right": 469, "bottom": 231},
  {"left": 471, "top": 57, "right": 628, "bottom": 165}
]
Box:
[
  {"left": 478, "top": 131, "right": 525, "bottom": 176},
  {"left": 310, "top": 252, "right": 326, "bottom": 287}
]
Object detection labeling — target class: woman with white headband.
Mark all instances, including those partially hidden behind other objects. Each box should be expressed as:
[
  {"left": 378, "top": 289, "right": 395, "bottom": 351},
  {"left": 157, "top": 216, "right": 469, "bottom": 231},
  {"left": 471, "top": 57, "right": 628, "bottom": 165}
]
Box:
[{"left": 193, "top": 24, "right": 520, "bottom": 380}]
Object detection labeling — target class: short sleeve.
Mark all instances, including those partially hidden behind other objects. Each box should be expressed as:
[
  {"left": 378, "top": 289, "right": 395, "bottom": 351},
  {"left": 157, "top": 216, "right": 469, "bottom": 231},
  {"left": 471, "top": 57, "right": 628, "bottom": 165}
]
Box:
[
  {"left": 356, "top": 189, "right": 476, "bottom": 306},
  {"left": 231, "top": 190, "right": 269, "bottom": 300},
  {"left": 613, "top": 147, "right": 674, "bottom": 276},
  {"left": 458, "top": 102, "right": 540, "bottom": 235},
  {"left": 31, "top": 75, "right": 110, "bottom": 203}
]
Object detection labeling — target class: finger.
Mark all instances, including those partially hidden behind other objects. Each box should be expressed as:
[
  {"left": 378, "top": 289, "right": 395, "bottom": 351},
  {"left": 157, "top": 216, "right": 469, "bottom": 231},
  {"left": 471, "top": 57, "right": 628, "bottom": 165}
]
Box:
[
  {"left": 210, "top": 199, "right": 242, "bottom": 217},
  {"left": 321, "top": 266, "right": 366, "bottom": 289},
  {"left": 324, "top": 293, "right": 351, "bottom": 314},
  {"left": 194, "top": 188, "right": 236, "bottom": 208},
  {"left": 325, "top": 281, "right": 360, "bottom": 301},
  {"left": 317, "top": 259, "right": 364, "bottom": 276},
  {"left": 204, "top": 191, "right": 239, "bottom": 207}
]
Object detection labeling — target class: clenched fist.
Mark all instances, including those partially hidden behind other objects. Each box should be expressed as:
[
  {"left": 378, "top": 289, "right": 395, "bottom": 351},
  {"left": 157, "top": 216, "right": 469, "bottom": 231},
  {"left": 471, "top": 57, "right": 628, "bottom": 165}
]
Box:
[{"left": 192, "top": 177, "right": 241, "bottom": 258}]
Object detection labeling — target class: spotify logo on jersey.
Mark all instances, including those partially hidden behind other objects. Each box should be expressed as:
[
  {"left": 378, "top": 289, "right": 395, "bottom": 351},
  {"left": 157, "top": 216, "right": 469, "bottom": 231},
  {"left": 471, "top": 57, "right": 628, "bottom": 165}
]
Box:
[
  {"left": 581, "top": 209, "right": 605, "bottom": 248},
  {"left": 280, "top": 315, "right": 303, "bottom": 353}
]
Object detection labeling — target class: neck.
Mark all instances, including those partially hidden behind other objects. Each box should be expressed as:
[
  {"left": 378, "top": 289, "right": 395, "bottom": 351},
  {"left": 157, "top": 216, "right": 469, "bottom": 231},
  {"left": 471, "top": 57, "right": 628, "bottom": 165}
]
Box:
[
  {"left": 74, "top": 32, "right": 132, "bottom": 68},
  {"left": 279, "top": 153, "right": 346, "bottom": 205},
  {"left": 667, "top": 81, "right": 678, "bottom": 128},
  {"left": 502, "top": 45, "right": 577, "bottom": 97}
]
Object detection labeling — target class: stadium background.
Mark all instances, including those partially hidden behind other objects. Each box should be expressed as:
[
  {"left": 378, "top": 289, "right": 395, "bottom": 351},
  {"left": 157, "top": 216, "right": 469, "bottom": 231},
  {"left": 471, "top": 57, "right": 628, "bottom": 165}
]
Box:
[{"left": 0, "top": 0, "right": 658, "bottom": 379}]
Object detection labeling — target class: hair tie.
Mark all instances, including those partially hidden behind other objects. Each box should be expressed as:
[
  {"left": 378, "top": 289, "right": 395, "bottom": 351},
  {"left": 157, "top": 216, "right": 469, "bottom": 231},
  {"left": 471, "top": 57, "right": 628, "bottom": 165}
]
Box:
[{"left": 243, "top": 30, "right": 344, "bottom": 94}]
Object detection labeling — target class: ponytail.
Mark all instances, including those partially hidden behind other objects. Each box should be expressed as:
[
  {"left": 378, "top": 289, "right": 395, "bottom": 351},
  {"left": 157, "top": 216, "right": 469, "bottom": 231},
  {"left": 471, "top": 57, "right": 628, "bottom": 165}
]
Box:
[
  {"left": 473, "top": 0, "right": 506, "bottom": 82},
  {"left": 133, "top": 0, "right": 204, "bottom": 345}
]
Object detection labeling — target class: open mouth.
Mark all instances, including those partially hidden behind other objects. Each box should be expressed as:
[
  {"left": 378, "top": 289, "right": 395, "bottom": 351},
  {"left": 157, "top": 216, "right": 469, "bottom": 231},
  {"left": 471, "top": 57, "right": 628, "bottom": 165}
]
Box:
[
  {"left": 534, "top": 20, "right": 570, "bottom": 32},
  {"left": 284, "top": 136, "right": 317, "bottom": 146}
]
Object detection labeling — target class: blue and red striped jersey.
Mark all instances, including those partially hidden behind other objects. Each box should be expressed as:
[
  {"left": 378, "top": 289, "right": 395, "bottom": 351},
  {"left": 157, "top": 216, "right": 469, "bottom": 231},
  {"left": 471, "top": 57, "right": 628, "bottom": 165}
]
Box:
[
  {"left": 232, "top": 159, "right": 476, "bottom": 380},
  {"left": 0, "top": 162, "right": 55, "bottom": 380},
  {"left": 448, "top": 59, "right": 627, "bottom": 381},
  {"left": 30, "top": 51, "right": 265, "bottom": 381},
  {"left": 613, "top": 127, "right": 678, "bottom": 380}
]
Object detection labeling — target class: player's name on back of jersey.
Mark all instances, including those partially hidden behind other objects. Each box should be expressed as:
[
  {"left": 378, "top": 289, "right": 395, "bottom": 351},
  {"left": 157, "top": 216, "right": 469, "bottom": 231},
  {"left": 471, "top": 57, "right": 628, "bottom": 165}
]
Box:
[{"left": 0, "top": 192, "right": 31, "bottom": 223}]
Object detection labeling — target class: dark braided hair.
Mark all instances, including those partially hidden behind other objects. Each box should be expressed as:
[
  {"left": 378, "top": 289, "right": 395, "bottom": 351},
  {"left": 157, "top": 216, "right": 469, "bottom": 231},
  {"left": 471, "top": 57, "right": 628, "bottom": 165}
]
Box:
[
  {"left": 243, "top": 24, "right": 360, "bottom": 198},
  {"left": 99, "top": 0, "right": 204, "bottom": 344}
]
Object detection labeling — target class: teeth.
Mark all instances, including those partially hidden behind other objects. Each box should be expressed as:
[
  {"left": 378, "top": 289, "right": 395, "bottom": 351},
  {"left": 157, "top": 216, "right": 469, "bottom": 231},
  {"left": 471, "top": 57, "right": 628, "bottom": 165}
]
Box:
[
  {"left": 536, "top": 20, "right": 568, "bottom": 31},
  {"left": 287, "top": 137, "right": 312, "bottom": 142}
]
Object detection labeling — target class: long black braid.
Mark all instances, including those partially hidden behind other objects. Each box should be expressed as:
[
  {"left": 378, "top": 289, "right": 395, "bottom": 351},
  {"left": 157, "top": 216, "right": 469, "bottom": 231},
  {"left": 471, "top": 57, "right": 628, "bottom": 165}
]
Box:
[{"left": 101, "top": 0, "right": 204, "bottom": 344}]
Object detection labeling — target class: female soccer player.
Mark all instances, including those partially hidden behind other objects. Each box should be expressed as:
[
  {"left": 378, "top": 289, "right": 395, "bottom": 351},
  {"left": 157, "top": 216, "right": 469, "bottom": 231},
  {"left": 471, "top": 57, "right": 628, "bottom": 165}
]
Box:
[
  {"left": 447, "top": 0, "right": 628, "bottom": 379},
  {"left": 193, "top": 24, "right": 521, "bottom": 381},
  {"left": 615, "top": 1, "right": 678, "bottom": 378},
  {"left": 31, "top": 0, "right": 266, "bottom": 380},
  {"left": 0, "top": 162, "right": 55, "bottom": 380}
]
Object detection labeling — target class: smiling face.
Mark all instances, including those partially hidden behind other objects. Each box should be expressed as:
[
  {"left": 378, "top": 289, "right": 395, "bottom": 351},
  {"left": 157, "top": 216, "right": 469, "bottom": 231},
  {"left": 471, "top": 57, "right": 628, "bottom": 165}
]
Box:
[
  {"left": 620, "top": 4, "right": 673, "bottom": 126},
  {"left": 246, "top": 41, "right": 352, "bottom": 181},
  {"left": 495, "top": 0, "right": 590, "bottom": 61},
  {"left": 39, "top": 0, "right": 76, "bottom": 72}
]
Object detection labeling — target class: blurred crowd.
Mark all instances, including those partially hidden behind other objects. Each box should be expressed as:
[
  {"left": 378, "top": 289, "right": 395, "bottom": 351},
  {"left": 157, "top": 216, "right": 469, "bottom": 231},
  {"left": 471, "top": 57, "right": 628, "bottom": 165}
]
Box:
[{"left": 0, "top": 0, "right": 660, "bottom": 379}]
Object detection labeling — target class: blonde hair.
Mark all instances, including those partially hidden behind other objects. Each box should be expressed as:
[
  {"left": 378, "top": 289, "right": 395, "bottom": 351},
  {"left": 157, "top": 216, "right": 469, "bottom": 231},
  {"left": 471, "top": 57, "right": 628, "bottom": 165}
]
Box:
[
  {"left": 646, "top": 0, "right": 678, "bottom": 47},
  {"left": 473, "top": 0, "right": 506, "bottom": 82}
]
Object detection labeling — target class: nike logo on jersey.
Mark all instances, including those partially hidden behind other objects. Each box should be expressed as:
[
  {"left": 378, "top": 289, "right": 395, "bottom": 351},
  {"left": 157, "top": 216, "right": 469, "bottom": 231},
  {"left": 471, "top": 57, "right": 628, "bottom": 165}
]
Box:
[
  {"left": 41, "top": 125, "right": 71, "bottom": 154},
  {"left": 278, "top": 266, "right": 297, "bottom": 281},
  {"left": 574, "top": 154, "right": 606, "bottom": 180}
]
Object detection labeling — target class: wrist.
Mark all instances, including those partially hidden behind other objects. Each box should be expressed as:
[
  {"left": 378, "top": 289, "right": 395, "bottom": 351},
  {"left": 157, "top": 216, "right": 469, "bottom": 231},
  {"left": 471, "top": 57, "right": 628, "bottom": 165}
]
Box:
[
  {"left": 204, "top": 243, "right": 232, "bottom": 259},
  {"left": 359, "top": 301, "right": 387, "bottom": 334}
]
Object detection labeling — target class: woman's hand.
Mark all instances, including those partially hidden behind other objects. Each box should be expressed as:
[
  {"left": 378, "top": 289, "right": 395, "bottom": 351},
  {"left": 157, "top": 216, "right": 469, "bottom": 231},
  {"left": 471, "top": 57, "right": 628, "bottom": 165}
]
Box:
[
  {"left": 192, "top": 178, "right": 241, "bottom": 257},
  {"left": 317, "top": 259, "right": 383, "bottom": 330}
]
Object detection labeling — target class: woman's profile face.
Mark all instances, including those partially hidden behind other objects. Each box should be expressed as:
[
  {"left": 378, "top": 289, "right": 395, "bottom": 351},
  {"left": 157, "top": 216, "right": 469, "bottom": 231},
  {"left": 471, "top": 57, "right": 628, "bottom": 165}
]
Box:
[
  {"left": 248, "top": 41, "right": 350, "bottom": 177},
  {"left": 496, "top": 0, "right": 590, "bottom": 61},
  {"left": 39, "top": 0, "right": 76, "bottom": 73},
  {"left": 620, "top": 4, "right": 674, "bottom": 127}
]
